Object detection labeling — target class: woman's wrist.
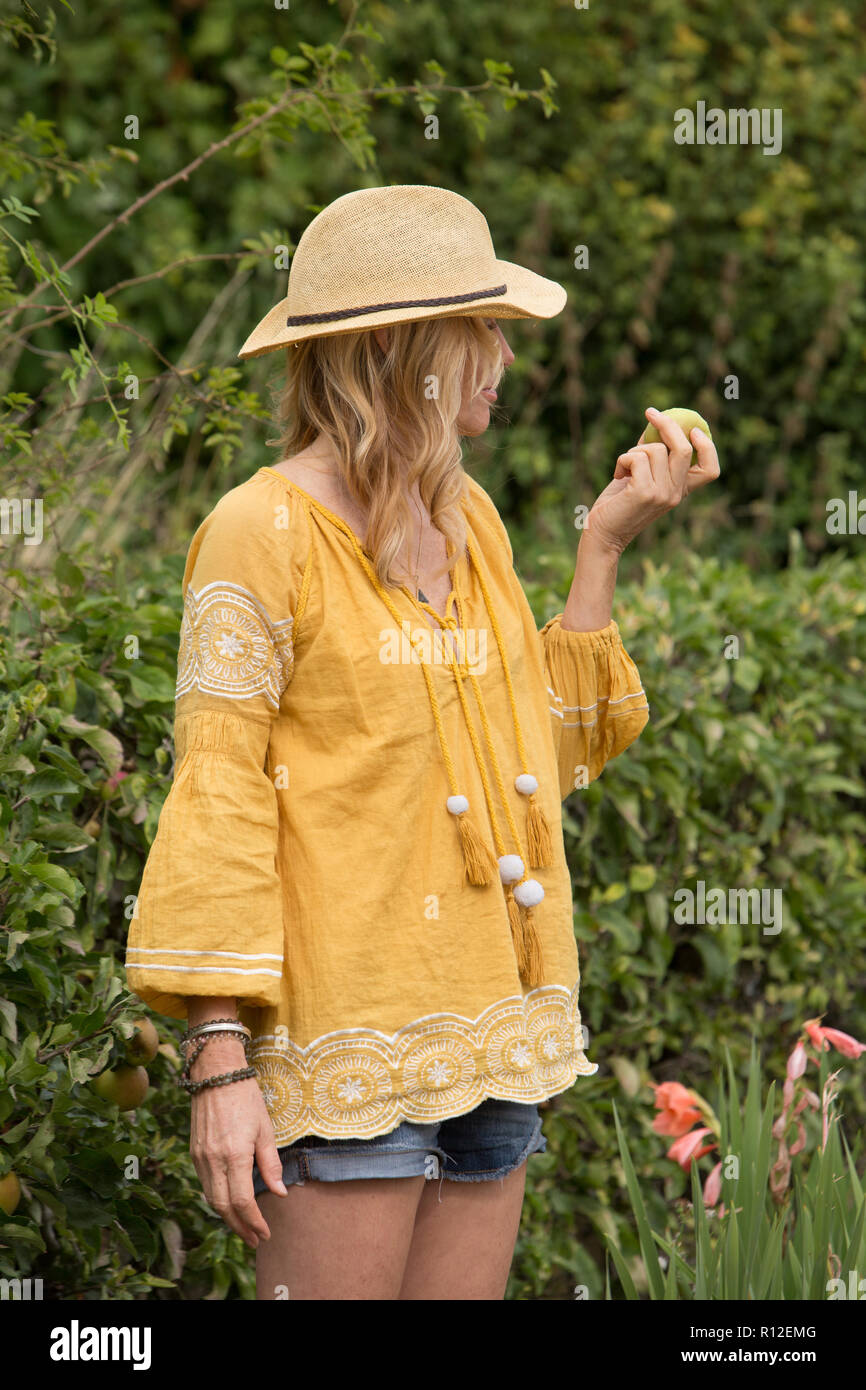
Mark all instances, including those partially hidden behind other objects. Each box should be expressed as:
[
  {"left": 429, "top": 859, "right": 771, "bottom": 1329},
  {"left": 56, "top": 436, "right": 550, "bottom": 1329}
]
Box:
[
  {"left": 560, "top": 531, "right": 621, "bottom": 632},
  {"left": 186, "top": 995, "right": 239, "bottom": 1028},
  {"left": 188, "top": 1035, "right": 250, "bottom": 1084},
  {"left": 182, "top": 998, "right": 251, "bottom": 1085}
]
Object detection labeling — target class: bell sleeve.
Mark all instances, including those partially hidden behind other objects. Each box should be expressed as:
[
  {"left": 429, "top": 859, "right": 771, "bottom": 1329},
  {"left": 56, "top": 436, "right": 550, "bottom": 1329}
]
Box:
[
  {"left": 125, "top": 484, "right": 304, "bottom": 1019},
  {"left": 539, "top": 614, "right": 649, "bottom": 799}
]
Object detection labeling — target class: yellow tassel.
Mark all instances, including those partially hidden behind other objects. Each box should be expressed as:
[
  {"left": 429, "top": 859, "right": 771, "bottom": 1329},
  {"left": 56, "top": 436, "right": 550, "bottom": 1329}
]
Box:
[
  {"left": 526, "top": 796, "right": 553, "bottom": 868},
  {"left": 506, "top": 886, "right": 528, "bottom": 976},
  {"left": 456, "top": 813, "right": 498, "bottom": 886},
  {"left": 518, "top": 905, "right": 545, "bottom": 987},
  {"left": 505, "top": 889, "right": 545, "bottom": 987}
]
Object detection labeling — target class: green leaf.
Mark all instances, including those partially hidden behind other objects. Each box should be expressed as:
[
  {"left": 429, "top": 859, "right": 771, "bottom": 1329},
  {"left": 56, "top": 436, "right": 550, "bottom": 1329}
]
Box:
[
  {"left": 0, "top": 997, "right": 18, "bottom": 1043},
  {"left": 54, "top": 553, "right": 85, "bottom": 591},
  {"left": 58, "top": 716, "right": 124, "bottom": 774},
  {"left": 732, "top": 656, "right": 762, "bottom": 693},
  {"left": 25, "top": 860, "right": 79, "bottom": 899},
  {"left": 23, "top": 769, "right": 81, "bottom": 798},
  {"left": 603, "top": 1233, "right": 639, "bottom": 1300},
  {"left": 0, "top": 1223, "right": 45, "bottom": 1251},
  {"left": 612, "top": 1101, "right": 665, "bottom": 1299},
  {"left": 38, "top": 821, "right": 95, "bottom": 851},
  {"left": 6, "top": 1033, "right": 49, "bottom": 1085},
  {"left": 126, "top": 665, "right": 176, "bottom": 703},
  {"left": 629, "top": 863, "right": 657, "bottom": 892}
]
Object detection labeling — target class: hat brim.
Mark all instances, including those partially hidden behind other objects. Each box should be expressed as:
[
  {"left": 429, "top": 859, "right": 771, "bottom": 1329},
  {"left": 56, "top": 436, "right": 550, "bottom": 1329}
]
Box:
[{"left": 237, "top": 258, "right": 567, "bottom": 360}]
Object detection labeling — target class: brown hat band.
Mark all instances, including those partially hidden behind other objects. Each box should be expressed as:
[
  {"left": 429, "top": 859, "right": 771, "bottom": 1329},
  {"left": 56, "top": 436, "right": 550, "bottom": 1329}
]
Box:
[{"left": 286, "top": 283, "right": 508, "bottom": 327}]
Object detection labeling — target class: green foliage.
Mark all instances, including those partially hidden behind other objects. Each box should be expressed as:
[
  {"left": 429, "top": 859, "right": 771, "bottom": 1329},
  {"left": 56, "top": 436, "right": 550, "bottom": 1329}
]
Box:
[
  {"left": 0, "top": 534, "right": 256, "bottom": 1295},
  {"left": 3, "top": 0, "right": 864, "bottom": 564},
  {"left": 508, "top": 543, "right": 866, "bottom": 1299}
]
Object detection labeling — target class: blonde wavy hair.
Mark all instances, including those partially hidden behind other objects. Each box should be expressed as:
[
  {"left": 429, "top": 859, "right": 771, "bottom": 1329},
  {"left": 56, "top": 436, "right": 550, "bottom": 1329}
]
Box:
[{"left": 269, "top": 315, "right": 504, "bottom": 591}]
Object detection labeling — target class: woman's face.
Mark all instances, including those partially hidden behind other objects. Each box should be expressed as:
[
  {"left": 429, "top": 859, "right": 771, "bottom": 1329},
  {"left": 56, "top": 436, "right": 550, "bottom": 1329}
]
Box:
[
  {"left": 372, "top": 317, "right": 514, "bottom": 437},
  {"left": 456, "top": 318, "right": 515, "bottom": 437}
]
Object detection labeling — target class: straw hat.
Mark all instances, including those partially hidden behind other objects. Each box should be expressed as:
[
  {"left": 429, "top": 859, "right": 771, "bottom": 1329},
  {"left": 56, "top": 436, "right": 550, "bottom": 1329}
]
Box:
[{"left": 237, "top": 184, "right": 567, "bottom": 359}]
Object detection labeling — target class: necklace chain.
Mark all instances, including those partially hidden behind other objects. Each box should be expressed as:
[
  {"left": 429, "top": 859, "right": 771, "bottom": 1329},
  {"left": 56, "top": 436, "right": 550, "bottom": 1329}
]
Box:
[{"left": 410, "top": 493, "right": 424, "bottom": 596}]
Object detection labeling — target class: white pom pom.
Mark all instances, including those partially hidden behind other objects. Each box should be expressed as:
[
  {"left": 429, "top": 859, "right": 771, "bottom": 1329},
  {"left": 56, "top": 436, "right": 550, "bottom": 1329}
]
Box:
[
  {"left": 515, "top": 773, "right": 538, "bottom": 795},
  {"left": 446, "top": 794, "right": 469, "bottom": 815},
  {"left": 513, "top": 878, "right": 545, "bottom": 909},
  {"left": 498, "top": 854, "right": 524, "bottom": 884}
]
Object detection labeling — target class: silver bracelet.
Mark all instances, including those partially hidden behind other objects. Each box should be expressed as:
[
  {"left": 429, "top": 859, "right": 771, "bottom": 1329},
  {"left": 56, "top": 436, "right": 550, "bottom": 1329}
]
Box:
[{"left": 180, "top": 1020, "right": 252, "bottom": 1054}]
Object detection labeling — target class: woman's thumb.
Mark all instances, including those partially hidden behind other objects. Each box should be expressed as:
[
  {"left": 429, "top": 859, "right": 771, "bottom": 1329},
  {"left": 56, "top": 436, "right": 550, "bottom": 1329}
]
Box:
[{"left": 256, "top": 1137, "right": 288, "bottom": 1196}]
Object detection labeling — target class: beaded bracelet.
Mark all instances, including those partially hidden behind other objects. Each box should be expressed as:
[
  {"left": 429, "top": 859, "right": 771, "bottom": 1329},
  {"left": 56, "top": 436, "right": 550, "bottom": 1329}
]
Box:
[
  {"left": 180, "top": 1065, "right": 257, "bottom": 1095},
  {"left": 180, "top": 1028, "right": 250, "bottom": 1087}
]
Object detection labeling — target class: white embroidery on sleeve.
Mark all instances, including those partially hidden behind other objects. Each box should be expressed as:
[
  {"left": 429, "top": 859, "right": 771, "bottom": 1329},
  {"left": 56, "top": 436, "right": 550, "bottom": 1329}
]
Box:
[{"left": 176, "top": 580, "right": 294, "bottom": 707}]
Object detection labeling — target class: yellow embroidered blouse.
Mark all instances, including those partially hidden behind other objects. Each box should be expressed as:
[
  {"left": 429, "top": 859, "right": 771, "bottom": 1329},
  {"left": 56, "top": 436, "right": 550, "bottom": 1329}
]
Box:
[{"left": 125, "top": 465, "right": 649, "bottom": 1144}]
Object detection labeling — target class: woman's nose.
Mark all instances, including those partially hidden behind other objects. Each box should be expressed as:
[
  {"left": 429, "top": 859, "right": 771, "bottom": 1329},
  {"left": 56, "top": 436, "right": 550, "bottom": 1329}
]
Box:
[{"left": 494, "top": 323, "right": 515, "bottom": 366}]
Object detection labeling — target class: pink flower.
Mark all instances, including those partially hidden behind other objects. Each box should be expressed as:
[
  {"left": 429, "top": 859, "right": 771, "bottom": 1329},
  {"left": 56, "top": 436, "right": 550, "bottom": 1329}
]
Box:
[
  {"left": 802, "top": 1019, "right": 865, "bottom": 1059},
  {"left": 786, "top": 1041, "right": 808, "bottom": 1079},
  {"left": 803, "top": 1017, "right": 826, "bottom": 1051},
  {"left": 770, "top": 1139, "right": 791, "bottom": 1200},
  {"left": 703, "top": 1160, "right": 723, "bottom": 1207},
  {"left": 667, "top": 1127, "right": 715, "bottom": 1171},
  {"left": 789, "top": 1121, "right": 807, "bottom": 1157},
  {"left": 652, "top": 1081, "right": 704, "bottom": 1137},
  {"left": 818, "top": 1028, "right": 865, "bottom": 1060}
]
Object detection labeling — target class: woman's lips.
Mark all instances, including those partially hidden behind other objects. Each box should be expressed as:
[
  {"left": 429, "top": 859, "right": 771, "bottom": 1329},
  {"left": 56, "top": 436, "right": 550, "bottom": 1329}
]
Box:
[{"left": 481, "top": 387, "right": 497, "bottom": 402}]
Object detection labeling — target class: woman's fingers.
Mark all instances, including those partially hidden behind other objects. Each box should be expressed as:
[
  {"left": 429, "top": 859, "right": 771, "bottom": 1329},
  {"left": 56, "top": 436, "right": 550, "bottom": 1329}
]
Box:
[
  {"left": 684, "top": 427, "right": 721, "bottom": 493},
  {"left": 614, "top": 446, "right": 651, "bottom": 481},
  {"left": 197, "top": 1159, "right": 251, "bottom": 1246},
  {"left": 225, "top": 1155, "right": 272, "bottom": 1247},
  {"left": 615, "top": 447, "right": 664, "bottom": 502},
  {"left": 192, "top": 1136, "right": 269, "bottom": 1249},
  {"left": 641, "top": 408, "right": 695, "bottom": 496},
  {"left": 624, "top": 440, "right": 678, "bottom": 499}
]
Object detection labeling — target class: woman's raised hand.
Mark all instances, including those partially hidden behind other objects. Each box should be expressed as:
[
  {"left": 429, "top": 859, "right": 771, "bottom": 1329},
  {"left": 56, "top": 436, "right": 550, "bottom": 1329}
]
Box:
[{"left": 583, "top": 406, "right": 721, "bottom": 555}]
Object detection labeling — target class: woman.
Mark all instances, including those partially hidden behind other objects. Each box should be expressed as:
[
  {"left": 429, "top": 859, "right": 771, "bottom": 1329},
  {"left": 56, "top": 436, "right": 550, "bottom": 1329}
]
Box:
[{"left": 126, "top": 184, "right": 719, "bottom": 1300}]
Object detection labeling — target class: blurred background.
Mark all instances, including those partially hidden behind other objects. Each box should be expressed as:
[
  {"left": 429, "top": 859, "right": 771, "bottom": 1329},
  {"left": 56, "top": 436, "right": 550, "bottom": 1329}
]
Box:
[{"left": 1, "top": 0, "right": 864, "bottom": 1299}]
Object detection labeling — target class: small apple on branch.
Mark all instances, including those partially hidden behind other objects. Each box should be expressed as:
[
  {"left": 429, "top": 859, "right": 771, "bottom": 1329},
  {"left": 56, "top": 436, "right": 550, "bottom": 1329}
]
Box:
[{"left": 89, "top": 1018, "right": 160, "bottom": 1111}]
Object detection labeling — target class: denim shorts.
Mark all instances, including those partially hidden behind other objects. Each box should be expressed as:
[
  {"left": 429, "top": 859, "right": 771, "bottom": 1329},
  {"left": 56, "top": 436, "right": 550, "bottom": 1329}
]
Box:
[{"left": 252, "top": 1098, "right": 546, "bottom": 1195}]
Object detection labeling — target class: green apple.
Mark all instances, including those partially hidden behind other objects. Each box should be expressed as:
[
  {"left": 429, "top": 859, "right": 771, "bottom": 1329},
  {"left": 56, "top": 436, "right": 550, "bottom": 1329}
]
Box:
[
  {"left": 0, "top": 1171, "right": 21, "bottom": 1216},
  {"left": 642, "top": 407, "right": 712, "bottom": 465},
  {"left": 92, "top": 1065, "right": 149, "bottom": 1110},
  {"left": 124, "top": 1018, "right": 159, "bottom": 1065}
]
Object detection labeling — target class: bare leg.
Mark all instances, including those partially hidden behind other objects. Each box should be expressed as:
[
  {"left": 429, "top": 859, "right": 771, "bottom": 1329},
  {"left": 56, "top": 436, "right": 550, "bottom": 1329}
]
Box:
[
  {"left": 255, "top": 1175, "right": 427, "bottom": 1301},
  {"left": 398, "top": 1161, "right": 528, "bottom": 1300}
]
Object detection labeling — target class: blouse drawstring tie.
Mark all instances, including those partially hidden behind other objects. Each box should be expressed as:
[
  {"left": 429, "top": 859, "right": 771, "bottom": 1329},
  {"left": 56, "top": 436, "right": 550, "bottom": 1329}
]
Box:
[{"left": 301, "top": 498, "right": 553, "bottom": 988}]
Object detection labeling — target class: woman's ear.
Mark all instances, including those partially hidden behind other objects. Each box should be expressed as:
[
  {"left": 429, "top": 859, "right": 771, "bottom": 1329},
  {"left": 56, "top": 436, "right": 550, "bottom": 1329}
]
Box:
[{"left": 373, "top": 326, "right": 391, "bottom": 352}]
